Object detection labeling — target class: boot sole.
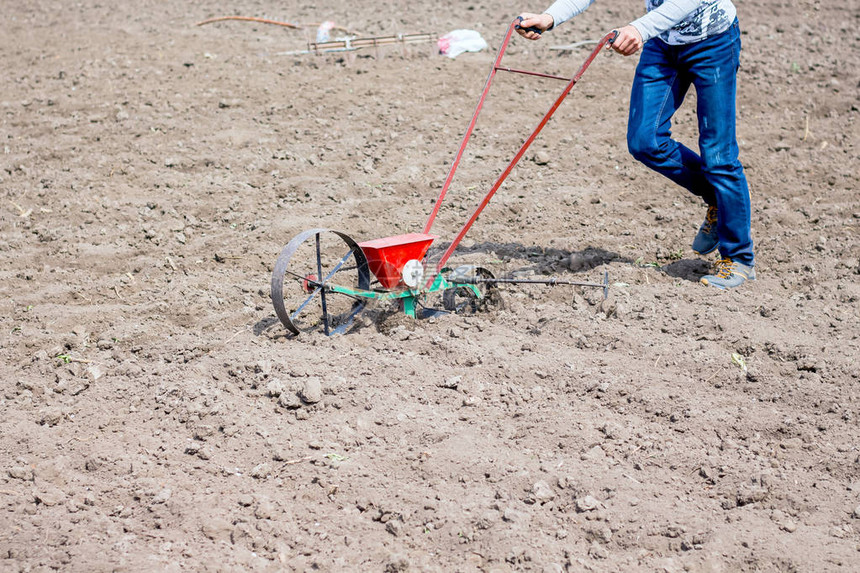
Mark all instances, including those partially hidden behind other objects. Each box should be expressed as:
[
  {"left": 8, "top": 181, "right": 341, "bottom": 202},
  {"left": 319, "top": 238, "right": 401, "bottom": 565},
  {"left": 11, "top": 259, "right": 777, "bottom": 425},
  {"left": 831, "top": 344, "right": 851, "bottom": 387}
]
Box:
[{"left": 700, "top": 274, "right": 755, "bottom": 290}]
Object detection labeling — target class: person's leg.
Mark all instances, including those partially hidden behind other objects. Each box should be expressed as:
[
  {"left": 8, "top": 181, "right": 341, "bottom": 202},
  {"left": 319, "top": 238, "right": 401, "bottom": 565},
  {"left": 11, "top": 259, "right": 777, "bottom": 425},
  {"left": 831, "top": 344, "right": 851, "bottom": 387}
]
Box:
[
  {"left": 627, "top": 40, "right": 717, "bottom": 206},
  {"left": 684, "top": 21, "right": 754, "bottom": 267}
]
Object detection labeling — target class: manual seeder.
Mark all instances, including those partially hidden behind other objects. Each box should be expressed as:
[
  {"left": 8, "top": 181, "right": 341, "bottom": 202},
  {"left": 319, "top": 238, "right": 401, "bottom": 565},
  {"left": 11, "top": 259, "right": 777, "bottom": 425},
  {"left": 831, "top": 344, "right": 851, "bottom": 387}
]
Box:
[{"left": 271, "top": 19, "right": 617, "bottom": 336}]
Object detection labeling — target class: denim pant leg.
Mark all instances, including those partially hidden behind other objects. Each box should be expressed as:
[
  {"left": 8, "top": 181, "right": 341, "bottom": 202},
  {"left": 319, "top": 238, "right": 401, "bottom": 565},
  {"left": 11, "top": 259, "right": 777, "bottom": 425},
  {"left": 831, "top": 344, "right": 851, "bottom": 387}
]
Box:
[
  {"left": 627, "top": 40, "right": 717, "bottom": 206},
  {"left": 685, "top": 22, "right": 754, "bottom": 266},
  {"left": 627, "top": 23, "right": 754, "bottom": 267}
]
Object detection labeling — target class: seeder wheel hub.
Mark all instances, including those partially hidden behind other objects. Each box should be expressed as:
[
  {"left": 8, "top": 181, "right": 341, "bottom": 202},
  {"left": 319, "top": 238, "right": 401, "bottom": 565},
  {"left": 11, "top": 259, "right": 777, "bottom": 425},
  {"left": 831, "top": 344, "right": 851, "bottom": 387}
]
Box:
[{"left": 401, "top": 259, "right": 424, "bottom": 288}]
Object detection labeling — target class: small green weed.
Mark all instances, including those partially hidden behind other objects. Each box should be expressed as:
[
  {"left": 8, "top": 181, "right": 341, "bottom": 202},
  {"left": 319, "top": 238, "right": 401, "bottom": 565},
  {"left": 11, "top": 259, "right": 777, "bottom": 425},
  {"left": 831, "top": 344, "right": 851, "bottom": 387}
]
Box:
[{"left": 635, "top": 257, "right": 660, "bottom": 268}]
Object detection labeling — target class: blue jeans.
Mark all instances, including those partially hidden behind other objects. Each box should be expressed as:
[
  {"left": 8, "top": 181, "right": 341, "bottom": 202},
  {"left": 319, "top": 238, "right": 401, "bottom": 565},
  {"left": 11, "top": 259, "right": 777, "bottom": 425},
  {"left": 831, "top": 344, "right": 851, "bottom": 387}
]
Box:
[{"left": 627, "top": 20, "right": 754, "bottom": 266}]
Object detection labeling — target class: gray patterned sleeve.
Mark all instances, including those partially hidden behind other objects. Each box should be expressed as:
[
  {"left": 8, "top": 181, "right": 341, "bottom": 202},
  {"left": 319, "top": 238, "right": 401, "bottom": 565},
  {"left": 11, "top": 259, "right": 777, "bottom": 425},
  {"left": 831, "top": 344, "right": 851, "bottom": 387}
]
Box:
[
  {"left": 543, "top": 0, "right": 596, "bottom": 29},
  {"left": 630, "top": 0, "right": 703, "bottom": 42}
]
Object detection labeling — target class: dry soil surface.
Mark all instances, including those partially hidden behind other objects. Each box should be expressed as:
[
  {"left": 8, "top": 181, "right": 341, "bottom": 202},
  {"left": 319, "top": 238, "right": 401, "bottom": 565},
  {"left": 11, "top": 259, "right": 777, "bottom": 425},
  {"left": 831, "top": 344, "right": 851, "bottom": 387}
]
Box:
[{"left": 1, "top": 0, "right": 859, "bottom": 571}]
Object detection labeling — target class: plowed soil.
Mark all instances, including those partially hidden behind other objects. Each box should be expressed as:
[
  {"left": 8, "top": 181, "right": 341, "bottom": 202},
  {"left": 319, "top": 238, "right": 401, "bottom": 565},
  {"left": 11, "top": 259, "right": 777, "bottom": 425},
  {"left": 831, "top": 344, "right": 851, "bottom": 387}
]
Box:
[{"left": 1, "top": 0, "right": 858, "bottom": 571}]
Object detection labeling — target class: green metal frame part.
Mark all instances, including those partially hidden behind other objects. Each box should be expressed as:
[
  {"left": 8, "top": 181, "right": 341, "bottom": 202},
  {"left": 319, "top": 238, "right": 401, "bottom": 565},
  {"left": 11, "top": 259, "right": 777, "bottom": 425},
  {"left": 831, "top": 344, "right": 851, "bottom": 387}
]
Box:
[{"left": 324, "top": 268, "right": 482, "bottom": 318}]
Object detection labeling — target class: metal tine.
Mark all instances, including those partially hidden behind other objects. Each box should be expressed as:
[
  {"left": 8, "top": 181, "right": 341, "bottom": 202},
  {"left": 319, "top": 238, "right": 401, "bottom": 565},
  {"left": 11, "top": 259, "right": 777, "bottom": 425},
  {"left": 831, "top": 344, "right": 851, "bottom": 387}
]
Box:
[{"left": 315, "top": 233, "right": 330, "bottom": 335}]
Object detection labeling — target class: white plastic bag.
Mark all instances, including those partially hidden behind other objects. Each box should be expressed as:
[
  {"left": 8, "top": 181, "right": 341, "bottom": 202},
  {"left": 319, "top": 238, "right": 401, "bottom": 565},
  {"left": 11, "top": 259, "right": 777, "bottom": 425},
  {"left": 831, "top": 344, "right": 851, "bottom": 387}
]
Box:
[
  {"left": 316, "top": 21, "right": 335, "bottom": 43},
  {"left": 437, "top": 29, "right": 488, "bottom": 58}
]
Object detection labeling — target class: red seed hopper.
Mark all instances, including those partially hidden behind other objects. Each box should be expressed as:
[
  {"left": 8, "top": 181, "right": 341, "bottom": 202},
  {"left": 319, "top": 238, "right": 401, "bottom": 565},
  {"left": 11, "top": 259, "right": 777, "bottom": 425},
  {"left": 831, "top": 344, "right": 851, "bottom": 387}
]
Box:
[{"left": 358, "top": 233, "right": 438, "bottom": 289}]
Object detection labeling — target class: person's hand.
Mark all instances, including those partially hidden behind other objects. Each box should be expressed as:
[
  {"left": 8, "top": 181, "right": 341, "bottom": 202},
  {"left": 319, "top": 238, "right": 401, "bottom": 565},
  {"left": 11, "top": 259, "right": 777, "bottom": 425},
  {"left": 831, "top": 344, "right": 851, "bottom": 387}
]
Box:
[
  {"left": 515, "top": 13, "right": 554, "bottom": 40},
  {"left": 608, "top": 25, "right": 643, "bottom": 55}
]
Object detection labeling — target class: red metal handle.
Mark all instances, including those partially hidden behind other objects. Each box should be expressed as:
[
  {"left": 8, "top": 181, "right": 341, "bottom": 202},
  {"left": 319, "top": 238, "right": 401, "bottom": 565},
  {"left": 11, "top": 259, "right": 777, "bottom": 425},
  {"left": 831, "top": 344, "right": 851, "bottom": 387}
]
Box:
[
  {"left": 422, "top": 19, "right": 519, "bottom": 237},
  {"left": 427, "top": 27, "right": 619, "bottom": 278}
]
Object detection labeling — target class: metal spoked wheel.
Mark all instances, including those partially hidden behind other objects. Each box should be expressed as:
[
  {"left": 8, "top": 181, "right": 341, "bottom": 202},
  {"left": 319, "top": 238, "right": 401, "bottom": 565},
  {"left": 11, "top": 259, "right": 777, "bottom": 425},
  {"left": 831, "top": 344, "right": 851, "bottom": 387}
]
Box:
[
  {"left": 442, "top": 265, "right": 497, "bottom": 314},
  {"left": 271, "top": 228, "right": 371, "bottom": 336}
]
